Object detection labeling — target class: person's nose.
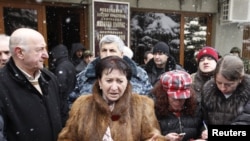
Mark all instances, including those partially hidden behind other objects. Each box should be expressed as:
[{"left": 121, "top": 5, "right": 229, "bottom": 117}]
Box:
[
  {"left": 110, "top": 82, "right": 118, "bottom": 90},
  {"left": 154, "top": 54, "right": 160, "bottom": 58},
  {"left": 43, "top": 51, "right": 49, "bottom": 59},
  {"left": 87, "top": 57, "right": 92, "bottom": 61},
  {"left": 203, "top": 58, "right": 209, "bottom": 63},
  {"left": 220, "top": 84, "right": 227, "bottom": 91},
  {"left": 106, "top": 51, "right": 112, "bottom": 57}
]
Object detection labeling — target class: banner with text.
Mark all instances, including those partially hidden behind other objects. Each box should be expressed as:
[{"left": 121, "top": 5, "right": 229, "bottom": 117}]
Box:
[{"left": 93, "top": 0, "right": 130, "bottom": 56}]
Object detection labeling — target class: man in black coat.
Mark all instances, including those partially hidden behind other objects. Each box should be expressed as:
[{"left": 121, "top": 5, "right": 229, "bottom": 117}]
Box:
[
  {"left": 49, "top": 44, "right": 76, "bottom": 125},
  {"left": 70, "top": 42, "right": 86, "bottom": 66},
  {"left": 144, "top": 41, "right": 185, "bottom": 86},
  {"left": 0, "top": 28, "right": 63, "bottom": 141}
]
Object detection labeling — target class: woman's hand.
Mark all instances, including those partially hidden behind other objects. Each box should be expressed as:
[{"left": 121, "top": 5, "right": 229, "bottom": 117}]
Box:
[
  {"left": 165, "top": 133, "right": 184, "bottom": 141},
  {"left": 201, "top": 129, "right": 208, "bottom": 139}
]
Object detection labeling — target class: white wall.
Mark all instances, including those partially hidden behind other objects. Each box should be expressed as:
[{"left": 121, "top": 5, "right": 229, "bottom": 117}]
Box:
[{"left": 213, "top": 17, "right": 243, "bottom": 56}]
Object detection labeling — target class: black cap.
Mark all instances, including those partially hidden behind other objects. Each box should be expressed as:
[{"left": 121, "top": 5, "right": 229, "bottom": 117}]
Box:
[{"left": 153, "top": 42, "right": 170, "bottom": 55}]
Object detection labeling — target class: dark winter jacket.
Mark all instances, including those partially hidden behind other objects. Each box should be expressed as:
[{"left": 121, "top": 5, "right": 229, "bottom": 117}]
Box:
[
  {"left": 0, "top": 58, "right": 62, "bottom": 141},
  {"left": 49, "top": 44, "right": 76, "bottom": 125},
  {"left": 151, "top": 81, "right": 204, "bottom": 141},
  {"left": 144, "top": 55, "right": 185, "bottom": 86},
  {"left": 191, "top": 69, "right": 214, "bottom": 103},
  {"left": 70, "top": 43, "right": 85, "bottom": 66},
  {"left": 0, "top": 115, "right": 6, "bottom": 141},
  {"left": 201, "top": 75, "right": 250, "bottom": 125},
  {"left": 158, "top": 109, "right": 203, "bottom": 141},
  {"left": 75, "top": 60, "right": 88, "bottom": 74}
]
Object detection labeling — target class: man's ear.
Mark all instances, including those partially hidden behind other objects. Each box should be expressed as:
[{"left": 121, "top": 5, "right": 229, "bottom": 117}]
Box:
[{"left": 14, "top": 47, "right": 24, "bottom": 59}]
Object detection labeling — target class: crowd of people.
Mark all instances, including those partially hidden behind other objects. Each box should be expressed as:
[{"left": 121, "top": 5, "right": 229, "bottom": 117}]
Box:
[{"left": 0, "top": 27, "right": 250, "bottom": 141}]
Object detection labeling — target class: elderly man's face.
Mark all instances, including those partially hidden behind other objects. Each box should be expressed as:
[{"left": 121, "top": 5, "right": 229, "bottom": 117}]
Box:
[
  {"left": 19, "top": 34, "right": 48, "bottom": 75},
  {"left": 0, "top": 41, "right": 11, "bottom": 68},
  {"left": 99, "top": 43, "right": 123, "bottom": 59}
]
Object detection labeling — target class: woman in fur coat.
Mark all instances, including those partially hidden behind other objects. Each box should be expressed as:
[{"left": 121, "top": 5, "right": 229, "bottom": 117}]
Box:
[
  {"left": 202, "top": 55, "right": 250, "bottom": 125},
  {"left": 58, "top": 56, "right": 167, "bottom": 141}
]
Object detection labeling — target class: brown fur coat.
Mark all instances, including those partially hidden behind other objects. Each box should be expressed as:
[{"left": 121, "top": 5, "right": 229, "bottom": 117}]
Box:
[{"left": 58, "top": 84, "right": 167, "bottom": 141}]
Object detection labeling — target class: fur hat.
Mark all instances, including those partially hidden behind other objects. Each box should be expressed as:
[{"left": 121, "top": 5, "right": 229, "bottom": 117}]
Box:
[
  {"left": 153, "top": 42, "right": 170, "bottom": 55},
  {"left": 160, "top": 70, "right": 192, "bottom": 99},
  {"left": 196, "top": 47, "right": 218, "bottom": 62}
]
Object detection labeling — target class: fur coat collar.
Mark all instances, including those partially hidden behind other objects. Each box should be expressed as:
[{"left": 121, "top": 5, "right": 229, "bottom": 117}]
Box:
[
  {"left": 58, "top": 83, "right": 167, "bottom": 141},
  {"left": 202, "top": 75, "right": 250, "bottom": 125}
]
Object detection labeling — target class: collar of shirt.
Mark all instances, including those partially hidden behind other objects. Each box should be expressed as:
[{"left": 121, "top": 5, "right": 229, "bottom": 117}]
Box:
[{"left": 17, "top": 66, "right": 41, "bottom": 81}]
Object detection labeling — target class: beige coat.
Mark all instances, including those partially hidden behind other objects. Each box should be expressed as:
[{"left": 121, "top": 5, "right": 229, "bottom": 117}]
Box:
[{"left": 58, "top": 84, "right": 167, "bottom": 141}]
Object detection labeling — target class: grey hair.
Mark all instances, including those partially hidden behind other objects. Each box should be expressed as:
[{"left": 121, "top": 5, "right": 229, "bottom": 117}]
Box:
[{"left": 99, "top": 35, "right": 125, "bottom": 52}]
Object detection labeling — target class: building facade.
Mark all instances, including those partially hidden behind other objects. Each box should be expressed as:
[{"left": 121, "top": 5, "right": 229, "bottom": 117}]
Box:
[{"left": 0, "top": 0, "right": 249, "bottom": 69}]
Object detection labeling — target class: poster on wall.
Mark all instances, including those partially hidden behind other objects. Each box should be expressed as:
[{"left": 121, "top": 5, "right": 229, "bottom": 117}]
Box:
[{"left": 93, "top": 0, "right": 130, "bottom": 56}]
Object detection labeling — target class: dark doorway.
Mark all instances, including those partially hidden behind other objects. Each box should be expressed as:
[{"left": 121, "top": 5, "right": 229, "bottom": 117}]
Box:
[{"left": 46, "top": 6, "right": 81, "bottom": 51}]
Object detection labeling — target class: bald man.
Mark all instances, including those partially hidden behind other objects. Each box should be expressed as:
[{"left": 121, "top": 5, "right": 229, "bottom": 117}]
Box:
[
  {"left": 0, "top": 28, "right": 63, "bottom": 141},
  {"left": 0, "top": 34, "right": 11, "bottom": 68}
]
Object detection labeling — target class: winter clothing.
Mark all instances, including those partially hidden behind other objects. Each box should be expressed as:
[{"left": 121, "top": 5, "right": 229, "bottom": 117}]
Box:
[
  {"left": 201, "top": 75, "right": 250, "bottom": 125},
  {"left": 191, "top": 69, "right": 214, "bottom": 103},
  {"left": 70, "top": 43, "right": 85, "bottom": 66},
  {"left": 123, "top": 46, "right": 134, "bottom": 59},
  {"left": 151, "top": 77, "right": 204, "bottom": 141},
  {"left": 158, "top": 109, "right": 203, "bottom": 141},
  {"left": 191, "top": 47, "right": 218, "bottom": 103},
  {"left": 68, "top": 56, "right": 153, "bottom": 106},
  {"left": 230, "top": 46, "right": 241, "bottom": 54},
  {"left": 144, "top": 55, "right": 185, "bottom": 86},
  {"left": 196, "top": 47, "right": 218, "bottom": 63},
  {"left": 58, "top": 82, "right": 166, "bottom": 141},
  {"left": 75, "top": 50, "right": 93, "bottom": 74},
  {"left": 49, "top": 44, "right": 76, "bottom": 125},
  {"left": 75, "top": 60, "right": 88, "bottom": 74},
  {"left": 153, "top": 42, "right": 170, "bottom": 56},
  {"left": 160, "top": 70, "right": 192, "bottom": 99},
  {"left": 0, "top": 58, "right": 62, "bottom": 141},
  {"left": 50, "top": 44, "right": 69, "bottom": 59},
  {"left": 0, "top": 115, "right": 6, "bottom": 141}
]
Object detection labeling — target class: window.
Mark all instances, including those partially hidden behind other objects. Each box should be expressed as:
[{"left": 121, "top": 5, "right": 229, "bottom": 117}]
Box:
[
  {"left": 131, "top": 9, "right": 212, "bottom": 74},
  {"left": 3, "top": 7, "right": 38, "bottom": 35},
  {"left": 183, "top": 16, "right": 211, "bottom": 73}
]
